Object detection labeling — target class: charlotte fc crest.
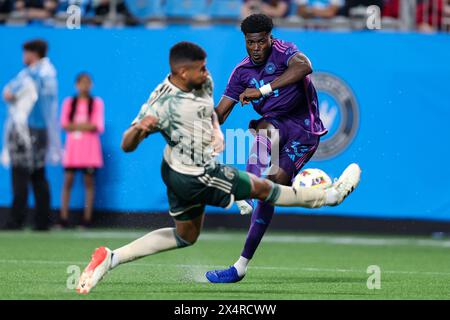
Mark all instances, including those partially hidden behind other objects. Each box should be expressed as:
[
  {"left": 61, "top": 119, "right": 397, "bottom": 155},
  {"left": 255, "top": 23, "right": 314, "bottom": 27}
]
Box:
[
  {"left": 311, "top": 72, "right": 359, "bottom": 160},
  {"left": 265, "top": 62, "right": 276, "bottom": 75}
]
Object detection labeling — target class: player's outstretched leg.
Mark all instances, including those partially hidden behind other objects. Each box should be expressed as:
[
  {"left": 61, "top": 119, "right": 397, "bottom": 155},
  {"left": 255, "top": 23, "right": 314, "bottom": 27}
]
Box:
[
  {"left": 267, "top": 163, "right": 361, "bottom": 208},
  {"left": 76, "top": 213, "right": 203, "bottom": 294},
  {"left": 205, "top": 163, "right": 361, "bottom": 283},
  {"left": 76, "top": 228, "right": 193, "bottom": 294},
  {"left": 329, "top": 163, "right": 361, "bottom": 206},
  {"left": 235, "top": 132, "right": 272, "bottom": 215},
  {"left": 205, "top": 202, "right": 275, "bottom": 284},
  {"left": 76, "top": 246, "right": 112, "bottom": 294}
]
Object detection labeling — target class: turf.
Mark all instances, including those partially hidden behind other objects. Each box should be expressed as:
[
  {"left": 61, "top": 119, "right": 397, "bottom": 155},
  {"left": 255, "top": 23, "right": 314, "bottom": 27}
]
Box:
[{"left": 0, "top": 229, "right": 449, "bottom": 300}]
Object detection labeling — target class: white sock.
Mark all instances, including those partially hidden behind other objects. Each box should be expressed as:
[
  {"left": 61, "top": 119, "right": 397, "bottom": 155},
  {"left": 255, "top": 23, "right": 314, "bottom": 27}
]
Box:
[
  {"left": 269, "top": 184, "right": 327, "bottom": 208},
  {"left": 233, "top": 256, "right": 249, "bottom": 277},
  {"left": 110, "top": 227, "right": 187, "bottom": 269},
  {"left": 110, "top": 251, "right": 120, "bottom": 269}
]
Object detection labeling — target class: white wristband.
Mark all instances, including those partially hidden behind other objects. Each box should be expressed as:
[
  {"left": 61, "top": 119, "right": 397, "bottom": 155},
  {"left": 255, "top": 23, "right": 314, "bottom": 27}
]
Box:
[{"left": 259, "top": 83, "right": 273, "bottom": 97}]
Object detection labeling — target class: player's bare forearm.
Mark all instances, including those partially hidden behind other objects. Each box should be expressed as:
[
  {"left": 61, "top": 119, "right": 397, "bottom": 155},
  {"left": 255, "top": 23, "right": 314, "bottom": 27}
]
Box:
[
  {"left": 239, "top": 53, "right": 313, "bottom": 105},
  {"left": 211, "top": 111, "right": 225, "bottom": 154},
  {"left": 215, "top": 96, "right": 237, "bottom": 124},
  {"left": 270, "top": 53, "right": 312, "bottom": 91},
  {"left": 121, "top": 125, "right": 146, "bottom": 152},
  {"left": 211, "top": 111, "right": 220, "bottom": 130},
  {"left": 121, "top": 115, "right": 158, "bottom": 152}
]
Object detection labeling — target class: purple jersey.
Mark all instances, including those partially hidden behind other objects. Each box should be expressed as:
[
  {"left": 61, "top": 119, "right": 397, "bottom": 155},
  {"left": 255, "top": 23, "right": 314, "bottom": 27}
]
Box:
[{"left": 223, "top": 39, "right": 327, "bottom": 136}]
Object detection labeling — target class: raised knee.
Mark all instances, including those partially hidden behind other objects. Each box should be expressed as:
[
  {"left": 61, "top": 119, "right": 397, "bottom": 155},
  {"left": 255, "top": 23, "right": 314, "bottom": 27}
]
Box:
[
  {"left": 174, "top": 230, "right": 198, "bottom": 248},
  {"left": 252, "top": 177, "right": 273, "bottom": 200}
]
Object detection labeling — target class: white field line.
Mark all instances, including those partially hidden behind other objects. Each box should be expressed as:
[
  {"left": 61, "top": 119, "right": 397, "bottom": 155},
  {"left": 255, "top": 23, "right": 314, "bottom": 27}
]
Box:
[
  {"left": 2, "top": 230, "right": 450, "bottom": 248},
  {"left": 0, "top": 259, "right": 449, "bottom": 277}
]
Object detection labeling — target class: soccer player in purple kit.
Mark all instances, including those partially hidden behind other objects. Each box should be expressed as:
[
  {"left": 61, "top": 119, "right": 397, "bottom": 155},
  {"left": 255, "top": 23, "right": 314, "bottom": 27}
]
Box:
[{"left": 205, "top": 14, "right": 329, "bottom": 283}]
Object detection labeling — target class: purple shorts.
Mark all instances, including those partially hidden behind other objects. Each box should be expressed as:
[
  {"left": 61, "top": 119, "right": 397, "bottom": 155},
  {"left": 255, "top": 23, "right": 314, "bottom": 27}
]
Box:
[{"left": 249, "top": 116, "right": 320, "bottom": 182}]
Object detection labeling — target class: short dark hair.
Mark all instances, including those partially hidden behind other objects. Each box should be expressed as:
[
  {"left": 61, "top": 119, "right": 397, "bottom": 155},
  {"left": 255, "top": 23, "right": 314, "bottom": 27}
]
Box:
[
  {"left": 241, "top": 14, "right": 273, "bottom": 35},
  {"left": 76, "top": 72, "right": 92, "bottom": 83},
  {"left": 169, "top": 41, "right": 206, "bottom": 66},
  {"left": 23, "top": 39, "right": 48, "bottom": 58}
]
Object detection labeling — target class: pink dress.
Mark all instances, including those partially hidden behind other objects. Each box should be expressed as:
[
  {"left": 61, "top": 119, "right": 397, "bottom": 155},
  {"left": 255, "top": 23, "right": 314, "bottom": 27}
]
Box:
[{"left": 61, "top": 97, "right": 104, "bottom": 168}]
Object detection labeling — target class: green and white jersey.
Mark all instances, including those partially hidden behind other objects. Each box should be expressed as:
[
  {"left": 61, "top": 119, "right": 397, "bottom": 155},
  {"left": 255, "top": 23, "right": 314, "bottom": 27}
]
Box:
[{"left": 132, "top": 75, "right": 215, "bottom": 175}]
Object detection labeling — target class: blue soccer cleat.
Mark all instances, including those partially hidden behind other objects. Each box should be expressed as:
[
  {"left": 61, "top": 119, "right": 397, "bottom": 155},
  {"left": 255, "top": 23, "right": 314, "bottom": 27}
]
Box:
[{"left": 205, "top": 266, "right": 245, "bottom": 283}]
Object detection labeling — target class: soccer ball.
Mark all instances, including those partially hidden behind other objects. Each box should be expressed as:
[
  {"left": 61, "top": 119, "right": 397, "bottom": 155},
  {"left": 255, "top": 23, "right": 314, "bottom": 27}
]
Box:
[{"left": 293, "top": 168, "right": 332, "bottom": 189}]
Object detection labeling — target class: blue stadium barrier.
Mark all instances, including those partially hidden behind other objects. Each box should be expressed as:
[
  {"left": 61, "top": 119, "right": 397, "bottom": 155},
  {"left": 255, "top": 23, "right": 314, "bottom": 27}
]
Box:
[
  {"left": 0, "top": 26, "right": 449, "bottom": 221},
  {"left": 125, "top": 0, "right": 165, "bottom": 19},
  {"left": 208, "top": 0, "right": 241, "bottom": 18},
  {"left": 164, "top": 0, "right": 208, "bottom": 18}
]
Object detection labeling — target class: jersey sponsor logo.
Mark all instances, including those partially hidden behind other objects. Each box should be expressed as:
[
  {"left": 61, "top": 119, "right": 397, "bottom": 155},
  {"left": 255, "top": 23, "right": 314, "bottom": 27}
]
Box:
[
  {"left": 311, "top": 72, "right": 359, "bottom": 160},
  {"left": 249, "top": 78, "right": 279, "bottom": 104},
  {"left": 197, "top": 105, "right": 207, "bottom": 118},
  {"left": 265, "top": 62, "right": 276, "bottom": 75}
]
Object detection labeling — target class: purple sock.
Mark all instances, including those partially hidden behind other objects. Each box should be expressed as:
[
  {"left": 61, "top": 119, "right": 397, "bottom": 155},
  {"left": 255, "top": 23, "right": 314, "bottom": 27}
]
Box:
[
  {"left": 240, "top": 134, "right": 275, "bottom": 260},
  {"left": 241, "top": 201, "right": 275, "bottom": 259}
]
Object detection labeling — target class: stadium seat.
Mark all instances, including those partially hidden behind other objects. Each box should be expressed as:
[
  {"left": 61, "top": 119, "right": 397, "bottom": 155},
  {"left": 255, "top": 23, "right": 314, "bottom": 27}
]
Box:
[
  {"left": 125, "top": 0, "right": 165, "bottom": 19},
  {"left": 57, "top": 0, "right": 94, "bottom": 17},
  {"left": 208, "top": 0, "right": 241, "bottom": 19},
  {"left": 288, "top": 2, "right": 298, "bottom": 16},
  {"left": 164, "top": 0, "right": 208, "bottom": 18}
]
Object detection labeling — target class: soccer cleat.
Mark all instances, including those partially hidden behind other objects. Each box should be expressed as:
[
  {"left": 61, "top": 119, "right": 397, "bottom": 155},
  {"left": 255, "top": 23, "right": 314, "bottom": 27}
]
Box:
[
  {"left": 331, "top": 163, "right": 361, "bottom": 206},
  {"left": 205, "top": 266, "right": 244, "bottom": 283},
  {"left": 76, "top": 246, "right": 112, "bottom": 294},
  {"left": 236, "top": 199, "right": 254, "bottom": 215}
]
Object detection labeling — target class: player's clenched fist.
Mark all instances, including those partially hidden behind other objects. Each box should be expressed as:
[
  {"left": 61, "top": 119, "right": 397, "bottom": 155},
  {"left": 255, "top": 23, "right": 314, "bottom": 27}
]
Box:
[
  {"left": 239, "top": 88, "right": 262, "bottom": 105},
  {"left": 135, "top": 115, "right": 158, "bottom": 134}
]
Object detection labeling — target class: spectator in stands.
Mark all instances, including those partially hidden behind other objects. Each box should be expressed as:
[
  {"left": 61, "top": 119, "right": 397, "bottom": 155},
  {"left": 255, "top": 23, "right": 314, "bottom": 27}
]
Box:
[
  {"left": 92, "top": 0, "right": 138, "bottom": 25},
  {"left": 0, "top": 0, "right": 14, "bottom": 17},
  {"left": 242, "top": 0, "right": 290, "bottom": 18},
  {"left": 383, "top": 0, "right": 444, "bottom": 32},
  {"left": 58, "top": 0, "right": 93, "bottom": 16},
  {"left": 381, "top": 0, "right": 398, "bottom": 18},
  {"left": 14, "top": 0, "right": 59, "bottom": 20},
  {"left": 296, "top": 0, "right": 343, "bottom": 18},
  {"left": 58, "top": 73, "right": 104, "bottom": 229},
  {"left": 1, "top": 39, "right": 60, "bottom": 231},
  {"left": 416, "top": 0, "right": 444, "bottom": 31},
  {"left": 339, "top": 0, "right": 383, "bottom": 16}
]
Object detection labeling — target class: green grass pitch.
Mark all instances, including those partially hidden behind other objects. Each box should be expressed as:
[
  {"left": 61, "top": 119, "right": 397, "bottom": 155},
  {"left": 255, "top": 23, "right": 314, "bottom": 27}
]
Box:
[{"left": 0, "top": 229, "right": 449, "bottom": 299}]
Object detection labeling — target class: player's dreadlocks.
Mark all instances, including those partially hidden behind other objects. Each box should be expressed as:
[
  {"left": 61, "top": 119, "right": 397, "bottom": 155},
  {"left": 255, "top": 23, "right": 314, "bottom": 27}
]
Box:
[{"left": 240, "top": 14, "right": 274, "bottom": 35}]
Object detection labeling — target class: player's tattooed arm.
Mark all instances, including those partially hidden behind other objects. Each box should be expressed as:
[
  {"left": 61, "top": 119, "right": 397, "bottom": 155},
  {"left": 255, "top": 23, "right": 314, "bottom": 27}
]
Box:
[
  {"left": 215, "top": 96, "right": 237, "bottom": 124},
  {"left": 239, "top": 53, "right": 312, "bottom": 105},
  {"left": 121, "top": 115, "right": 159, "bottom": 152}
]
